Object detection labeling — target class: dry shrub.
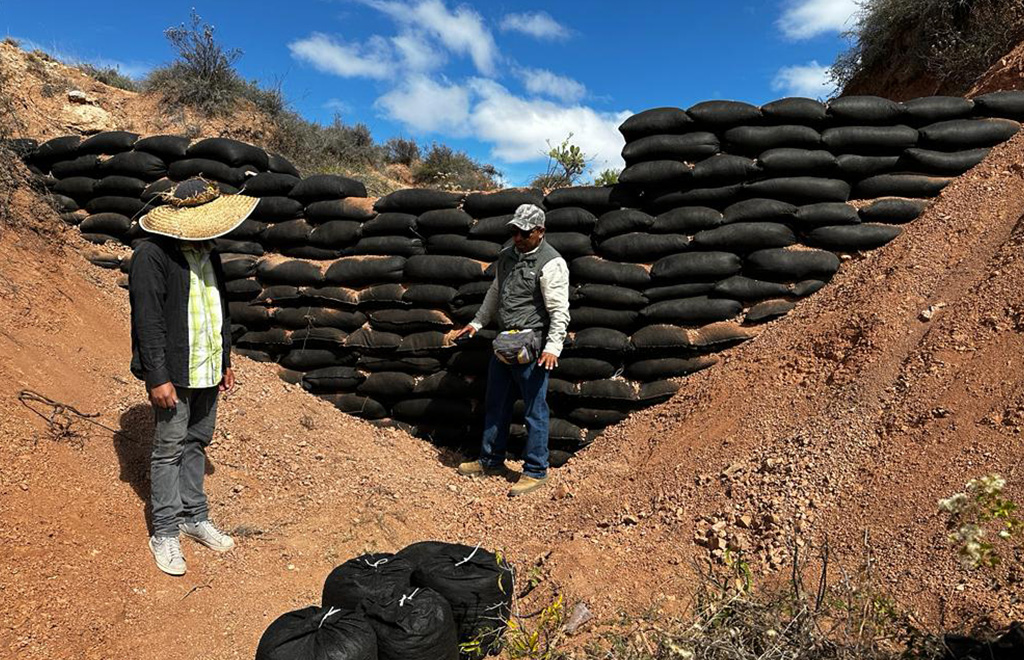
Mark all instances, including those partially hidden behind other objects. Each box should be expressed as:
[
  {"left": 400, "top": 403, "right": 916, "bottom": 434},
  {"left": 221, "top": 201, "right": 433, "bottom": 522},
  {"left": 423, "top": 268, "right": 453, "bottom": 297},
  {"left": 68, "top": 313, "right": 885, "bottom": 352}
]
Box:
[{"left": 413, "top": 143, "right": 501, "bottom": 191}]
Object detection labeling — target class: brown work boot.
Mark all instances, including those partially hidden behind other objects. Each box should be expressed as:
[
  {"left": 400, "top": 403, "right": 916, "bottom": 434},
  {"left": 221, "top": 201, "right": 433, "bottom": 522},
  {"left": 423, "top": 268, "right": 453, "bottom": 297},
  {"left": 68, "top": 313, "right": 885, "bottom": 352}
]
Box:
[
  {"left": 509, "top": 475, "right": 548, "bottom": 497},
  {"left": 457, "top": 460, "right": 507, "bottom": 478}
]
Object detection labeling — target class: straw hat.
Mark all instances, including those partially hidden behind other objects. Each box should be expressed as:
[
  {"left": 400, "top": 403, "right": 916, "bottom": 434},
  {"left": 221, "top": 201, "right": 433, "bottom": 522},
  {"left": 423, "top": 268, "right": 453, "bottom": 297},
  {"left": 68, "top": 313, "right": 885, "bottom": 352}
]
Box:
[{"left": 139, "top": 178, "right": 258, "bottom": 241}]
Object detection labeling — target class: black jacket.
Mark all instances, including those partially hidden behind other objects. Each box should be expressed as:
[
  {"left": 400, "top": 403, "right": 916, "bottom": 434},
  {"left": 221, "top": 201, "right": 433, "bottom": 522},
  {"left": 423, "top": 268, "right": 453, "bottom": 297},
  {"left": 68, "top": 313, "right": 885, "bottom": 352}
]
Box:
[{"left": 128, "top": 237, "right": 232, "bottom": 389}]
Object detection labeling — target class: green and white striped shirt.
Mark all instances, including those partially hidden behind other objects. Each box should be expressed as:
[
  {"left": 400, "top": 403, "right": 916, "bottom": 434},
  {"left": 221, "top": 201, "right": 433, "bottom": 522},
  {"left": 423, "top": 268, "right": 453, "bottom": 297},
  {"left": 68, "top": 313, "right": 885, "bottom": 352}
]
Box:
[{"left": 181, "top": 243, "right": 224, "bottom": 389}]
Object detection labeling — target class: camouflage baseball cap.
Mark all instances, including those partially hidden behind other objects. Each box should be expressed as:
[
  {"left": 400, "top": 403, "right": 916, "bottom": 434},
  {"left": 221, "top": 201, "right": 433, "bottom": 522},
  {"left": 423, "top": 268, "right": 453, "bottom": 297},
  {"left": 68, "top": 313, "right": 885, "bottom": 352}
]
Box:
[{"left": 507, "top": 203, "right": 546, "bottom": 231}]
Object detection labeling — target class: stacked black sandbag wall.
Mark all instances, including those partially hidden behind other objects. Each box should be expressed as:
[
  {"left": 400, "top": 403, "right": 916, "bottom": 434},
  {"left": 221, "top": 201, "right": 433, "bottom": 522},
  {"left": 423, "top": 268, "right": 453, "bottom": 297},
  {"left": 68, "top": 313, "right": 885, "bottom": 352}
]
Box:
[{"left": 23, "top": 91, "right": 1024, "bottom": 466}]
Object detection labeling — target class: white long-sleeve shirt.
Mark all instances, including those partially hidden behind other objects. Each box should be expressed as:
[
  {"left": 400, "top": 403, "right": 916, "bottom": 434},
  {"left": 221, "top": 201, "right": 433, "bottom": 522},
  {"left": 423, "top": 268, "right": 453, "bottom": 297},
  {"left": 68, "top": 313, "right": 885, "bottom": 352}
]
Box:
[{"left": 469, "top": 246, "right": 571, "bottom": 357}]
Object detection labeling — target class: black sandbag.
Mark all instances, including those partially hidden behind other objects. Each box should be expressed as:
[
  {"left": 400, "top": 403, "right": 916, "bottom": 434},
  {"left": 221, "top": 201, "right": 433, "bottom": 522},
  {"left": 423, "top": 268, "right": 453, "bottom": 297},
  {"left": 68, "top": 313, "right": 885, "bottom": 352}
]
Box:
[
  {"left": 644, "top": 281, "right": 716, "bottom": 301},
  {"left": 417, "top": 208, "right": 473, "bottom": 234},
  {"left": 720, "top": 198, "right": 798, "bottom": 224},
  {"left": 835, "top": 154, "right": 900, "bottom": 179},
  {"left": 544, "top": 207, "right": 598, "bottom": 232},
  {"left": 641, "top": 296, "right": 743, "bottom": 324},
  {"left": 463, "top": 188, "right": 544, "bottom": 217},
  {"left": 361, "top": 212, "right": 418, "bottom": 237},
  {"left": 402, "top": 284, "right": 457, "bottom": 308},
  {"left": 267, "top": 152, "right": 301, "bottom": 177},
  {"left": 224, "top": 278, "right": 263, "bottom": 300},
  {"left": 569, "top": 408, "right": 628, "bottom": 428},
  {"left": 275, "top": 307, "right": 366, "bottom": 331},
  {"left": 692, "top": 154, "right": 760, "bottom": 184},
  {"left": 552, "top": 357, "right": 618, "bottom": 381},
  {"left": 95, "top": 175, "right": 146, "bottom": 198},
  {"left": 853, "top": 174, "right": 951, "bottom": 199},
  {"left": 760, "top": 97, "right": 827, "bottom": 124},
  {"left": 631, "top": 324, "right": 695, "bottom": 352},
  {"left": 85, "top": 196, "right": 146, "bottom": 217},
  {"left": 290, "top": 174, "right": 367, "bottom": 203},
  {"left": 78, "top": 131, "right": 138, "bottom": 155},
  {"left": 323, "top": 393, "right": 389, "bottom": 419},
  {"left": 258, "top": 259, "right": 324, "bottom": 286},
  {"left": 746, "top": 247, "right": 840, "bottom": 281},
  {"left": 242, "top": 172, "right": 300, "bottom": 197},
  {"left": 919, "top": 118, "right": 1021, "bottom": 150},
  {"left": 445, "top": 349, "right": 491, "bottom": 376},
  {"left": 405, "top": 254, "right": 486, "bottom": 283},
  {"left": 426, "top": 234, "right": 502, "bottom": 261},
  {"left": 214, "top": 239, "right": 264, "bottom": 256},
  {"left": 792, "top": 203, "right": 860, "bottom": 229},
  {"left": 693, "top": 222, "right": 795, "bottom": 253},
  {"left": 345, "top": 327, "right": 403, "bottom": 351},
  {"left": 594, "top": 209, "right": 655, "bottom": 239},
  {"left": 619, "top": 107, "right": 692, "bottom": 140},
  {"left": 322, "top": 553, "right": 414, "bottom": 611},
  {"left": 364, "top": 588, "right": 459, "bottom": 660},
  {"left": 264, "top": 219, "right": 314, "bottom": 246},
  {"left": 233, "top": 347, "right": 274, "bottom": 362},
  {"left": 543, "top": 186, "right": 628, "bottom": 214},
  {"left": 568, "top": 307, "right": 639, "bottom": 330},
  {"left": 358, "top": 355, "right": 440, "bottom": 375},
  {"left": 453, "top": 281, "right": 493, "bottom": 306},
  {"left": 141, "top": 178, "right": 175, "bottom": 203},
  {"left": 467, "top": 214, "right": 513, "bottom": 240},
  {"left": 688, "top": 100, "right": 762, "bottom": 126},
  {"left": 278, "top": 348, "right": 346, "bottom": 371},
  {"left": 636, "top": 379, "right": 681, "bottom": 404},
  {"left": 282, "top": 246, "right": 345, "bottom": 261},
  {"left": 625, "top": 355, "right": 717, "bottom": 381},
  {"left": 618, "top": 160, "right": 692, "bottom": 186},
  {"left": 597, "top": 232, "right": 688, "bottom": 261},
  {"left": 101, "top": 151, "right": 168, "bottom": 180},
  {"left": 723, "top": 125, "right": 821, "bottom": 154},
  {"left": 548, "top": 419, "right": 587, "bottom": 449},
  {"left": 47, "top": 194, "right": 79, "bottom": 213},
  {"left": 821, "top": 125, "right": 918, "bottom": 154},
  {"left": 228, "top": 301, "right": 270, "bottom": 328},
  {"left": 254, "top": 605, "right": 377, "bottom": 660},
  {"left": 301, "top": 365, "right": 363, "bottom": 392},
  {"left": 221, "top": 255, "right": 259, "bottom": 280},
  {"left": 651, "top": 251, "right": 742, "bottom": 281},
  {"left": 621, "top": 132, "right": 719, "bottom": 165},
  {"left": 358, "top": 284, "right": 408, "bottom": 308},
  {"left": 83, "top": 248, "right": 122, "bottom": 269},
  {"left": 53, "top": 176, "right": 97, "bottom": 200},
  {"left": 30, "top": 135, "right": 81, "bottom": 167},
  {"left": 326, "top": 257, "right": 406, "bottom": 286},
  {"left": 898, "top": 147, "right": 990, "bottom": 175},
  {"left": 972, "top": 90, "right": 1024, "bottom": 120},
  {"left": 571, "top": 256, "right": 650, "bottom": 288},
  {"left": 645, "top": 184, "right": 743, "bottom": 212},
  {"left": 572, "top": 283, "right": 648, "bottom": 309},
  {"left": 578, "top": 379, "right": 637, "bottom": 404},
  {"left": 133, "top": 135, "right": 190, "bottom": 160},
  {"left": 375, "top": 188, "right": 464, "bottom": 213},
  {"left": 310, "top": 221, "right": 362, "bottom": 248},
  {"left": 237, "top": 329, "right": 292, "bottom": 350},
  {"left": 186, "top": 137, "right": 268, "bottom": 169},
  {"left": 746, "top": 299, "right": 797, "bottom": 323},
  {"left": 59, "top": 211, "right": 86, "bottom": 226},
  {"left": 357, "top": 371, "right": 417, "bottom": 397},
  {"left": 650, "top": 206, "right": 722, "bottom": 233},
  {"left": 545, "top": 232, "right": 595, "bottom": 259},
  {"left": 397, "top": 331, "right": 448, "bottom": 353},
  {"left": 370, "top": 309, "right": 453, "bottom": 334},
  {"left": 307, "top": 199, "right": 377, "bottom": 222},
  {"left": 757, "top": 148, "right": 837, "bottom": 177},
  {"left": 903, "top": 96, "right": 975, "bottom": 124},
  {"left": 52, "top": 154, "right": 101, "bottom": 178},
  {"left": 806, "top": 223, "right": 902, "bottom": 250},
  {"left": 168, "top": 158, "right": 247, "bottom": 186},
  {"left": 253, "top": 286, "right": 300, "bottom": 306},
  {"left": 858, "top": 197, "right": 929, "bottom": 224},
  {"left": 80, "top": 212, "right": 131, "bottom": 236},
  {"left": 712, "top": 275, "right": 790, "bottom": 300},
  {"left": 352, "top": 236, "right": 424, "bottom": 257},
  {"left": 744, "top": 177, "right": 850, "bottom": 204},
  {"left": 413, "top": 371, "right": 475, "bottom": 398},
  {"left": 827, "top": 96, "right": 904, "bottom": 124},
  {"left": 791, "top": 279, "right": 826, "bottom": 297},
  {"left": 299, "top": 286, "right": 361, "bottom": 308},
  {"left": 393, "top": 398, "right": 473, "bottom": 421},
  {"left": 572, "top": 327, "right": 632, "bottom": 353}
]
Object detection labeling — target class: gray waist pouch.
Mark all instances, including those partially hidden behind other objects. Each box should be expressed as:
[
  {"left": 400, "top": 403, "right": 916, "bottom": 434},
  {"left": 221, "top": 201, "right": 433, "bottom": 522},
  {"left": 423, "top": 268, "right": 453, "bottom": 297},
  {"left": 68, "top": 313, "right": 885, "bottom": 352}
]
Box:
[{"left": 492, "top": 329, "right": 542, "bottom": 365}]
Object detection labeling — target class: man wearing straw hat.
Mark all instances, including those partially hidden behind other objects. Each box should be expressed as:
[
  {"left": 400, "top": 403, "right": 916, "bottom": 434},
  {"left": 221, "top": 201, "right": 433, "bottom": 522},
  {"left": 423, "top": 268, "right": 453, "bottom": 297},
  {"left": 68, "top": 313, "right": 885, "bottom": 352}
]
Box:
[{"left": 129, "top": 178, "right": 257, "bottom": 576}]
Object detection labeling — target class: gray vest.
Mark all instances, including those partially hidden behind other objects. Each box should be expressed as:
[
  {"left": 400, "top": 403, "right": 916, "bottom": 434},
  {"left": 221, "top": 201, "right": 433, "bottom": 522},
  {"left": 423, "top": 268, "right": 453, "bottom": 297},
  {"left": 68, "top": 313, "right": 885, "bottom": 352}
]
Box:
[{"left": 495, "top": 240, "right": 561, "bottom": 332}]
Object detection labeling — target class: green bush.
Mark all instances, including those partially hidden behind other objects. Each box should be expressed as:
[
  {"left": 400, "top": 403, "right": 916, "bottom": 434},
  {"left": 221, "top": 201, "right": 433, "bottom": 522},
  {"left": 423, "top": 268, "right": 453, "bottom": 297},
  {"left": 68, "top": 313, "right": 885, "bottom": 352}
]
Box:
[
  {"left": 593, "top": 168, "right": 619, "bottom": 186},
  {"left": 831, "top": 0, "right": 1024, "bottom": 93},
  {"left": 78, "top": 63, "right": 138, "bottom": 91},
  {"left": 530, "top": 134, "right": 587, "bottom": 190},
  {"left": 385, "top": 136, "right": 421, "bottom": 166},
  {"left": 413, "top": 143, "right": 501, "bottom": 191}
]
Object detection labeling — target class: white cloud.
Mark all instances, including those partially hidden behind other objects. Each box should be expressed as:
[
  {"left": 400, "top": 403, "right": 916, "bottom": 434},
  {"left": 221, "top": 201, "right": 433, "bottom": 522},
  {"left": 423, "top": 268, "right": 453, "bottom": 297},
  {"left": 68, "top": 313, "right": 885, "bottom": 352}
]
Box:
[
  {"left": 391, "top": 32, "right": 445, "bottom": 72},
  {"left": 375, "top": 75, "right": 472, "bottom": 134},
  {"left": 361, "top": 0, "right": 498, "bottom": 76},
  {"left": 777, "top": 0, "right": 859, "bottom": 40},
  {"left": 771, "top": 60, "right": 835, "bottom": 98},
  {"left": 499, "top": 11, "right": 570, "bottom": 40},
  {"left": 288, "top": 32, "right": 392, "bottom": 79},
  {"left": 323, "top": 98, "right": 354, "bottom": 116},
  {"left": 517, "top": 68, "right": 586, "bottom": 103}
]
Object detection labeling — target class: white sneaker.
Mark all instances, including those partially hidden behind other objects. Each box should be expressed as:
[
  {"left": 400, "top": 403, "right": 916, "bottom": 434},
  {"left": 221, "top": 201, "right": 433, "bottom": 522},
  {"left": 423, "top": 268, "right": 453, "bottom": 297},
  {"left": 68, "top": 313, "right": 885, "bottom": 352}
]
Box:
[
  {"left": 149, "top": 535, "right": 187, "bottom": 576},
  {"left": 179, "top": 520, "right": 235, "bottom": 553}
]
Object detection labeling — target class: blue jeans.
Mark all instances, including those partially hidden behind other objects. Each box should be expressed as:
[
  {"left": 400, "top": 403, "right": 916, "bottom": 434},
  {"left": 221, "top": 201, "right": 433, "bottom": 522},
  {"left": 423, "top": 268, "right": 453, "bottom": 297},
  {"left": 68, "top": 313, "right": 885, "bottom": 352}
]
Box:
[{"left": 479, "top": 355, "right": 550, "bottom": 479}]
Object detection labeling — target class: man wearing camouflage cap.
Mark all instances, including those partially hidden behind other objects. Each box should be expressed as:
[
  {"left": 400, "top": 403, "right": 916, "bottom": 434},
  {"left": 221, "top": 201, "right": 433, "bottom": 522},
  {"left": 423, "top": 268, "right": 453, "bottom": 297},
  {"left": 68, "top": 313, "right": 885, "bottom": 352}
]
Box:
[{"left": 452, "top": 203, "right": 570, "bottom": 496}]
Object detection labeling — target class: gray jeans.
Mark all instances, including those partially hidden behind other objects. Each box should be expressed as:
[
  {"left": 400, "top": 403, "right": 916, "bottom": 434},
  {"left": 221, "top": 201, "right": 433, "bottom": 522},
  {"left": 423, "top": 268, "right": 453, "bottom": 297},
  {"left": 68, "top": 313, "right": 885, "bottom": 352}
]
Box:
[{"left": 151, "top": 387, "right": 218, "bottom": 537}]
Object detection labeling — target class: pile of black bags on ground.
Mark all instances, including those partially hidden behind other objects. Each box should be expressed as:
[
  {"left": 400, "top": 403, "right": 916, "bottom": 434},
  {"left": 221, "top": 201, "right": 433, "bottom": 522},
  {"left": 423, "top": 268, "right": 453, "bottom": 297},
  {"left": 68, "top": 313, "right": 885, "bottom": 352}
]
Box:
[
  {"left": 22, "top": 91, "right": 1024, "bottom": 466},
  {"left": 256, "top": 541, "right": 513, "bottom": 660}
]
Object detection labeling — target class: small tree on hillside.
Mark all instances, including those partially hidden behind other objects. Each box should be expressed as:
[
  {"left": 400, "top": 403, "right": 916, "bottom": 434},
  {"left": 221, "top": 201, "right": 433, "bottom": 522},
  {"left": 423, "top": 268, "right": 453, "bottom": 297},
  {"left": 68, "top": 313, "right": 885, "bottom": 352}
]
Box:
[{"left": 530, "top": 134, "right": 588, "bottom": 190}]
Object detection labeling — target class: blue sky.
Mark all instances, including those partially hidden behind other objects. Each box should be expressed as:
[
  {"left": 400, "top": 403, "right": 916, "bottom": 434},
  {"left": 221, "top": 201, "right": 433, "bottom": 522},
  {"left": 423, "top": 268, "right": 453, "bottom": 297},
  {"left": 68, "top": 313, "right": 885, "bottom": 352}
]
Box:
[{"left": 3, "top": 0, "right": 860, "bottom": 185}]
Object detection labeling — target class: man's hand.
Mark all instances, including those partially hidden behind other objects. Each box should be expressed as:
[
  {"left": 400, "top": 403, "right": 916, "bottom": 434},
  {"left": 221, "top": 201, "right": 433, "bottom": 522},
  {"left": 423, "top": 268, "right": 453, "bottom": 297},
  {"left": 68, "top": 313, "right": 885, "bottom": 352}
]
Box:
[
  {"left": 219, "top": 367, "right": 236, "bottom": 393},
  {"left": 447, "top": 325, "right": 477, "bottom": 346},
  {"left": 537, "top": 352, "right": 558, "bottom": 371},
  {"left": 149, "top": 382, "right": 178, "bottom": 409}
]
